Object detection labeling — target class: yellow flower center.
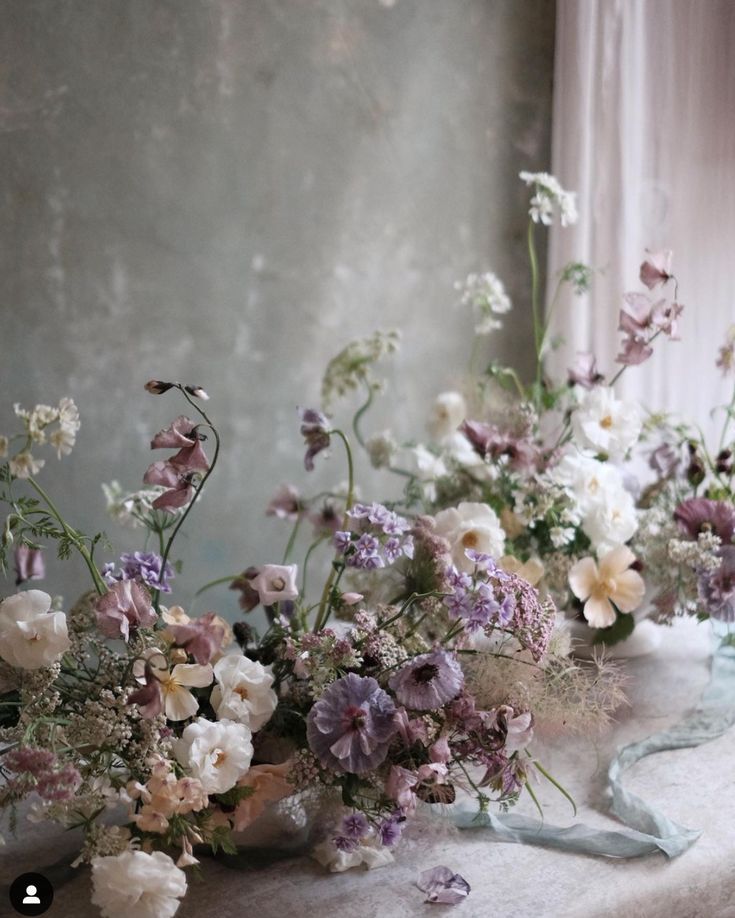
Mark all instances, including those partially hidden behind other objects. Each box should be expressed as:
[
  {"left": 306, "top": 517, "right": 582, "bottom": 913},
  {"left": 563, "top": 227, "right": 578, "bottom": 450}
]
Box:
[
  {"left": 212, "top": 748, "right": 227, "bottom": 768},
  {"left": 234, "top": 685, "right": 249, "bottom": 700},
  {"left": 600, "top": 415, "right": 613, "bottom": 429},
  {"left": 461, "top": 531, "right": 480, "bottom": 549}
]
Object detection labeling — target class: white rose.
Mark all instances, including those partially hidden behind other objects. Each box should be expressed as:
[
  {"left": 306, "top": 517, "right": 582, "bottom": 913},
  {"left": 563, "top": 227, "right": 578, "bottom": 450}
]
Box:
[
  {"left": 211, "top": 654, "right": 278, "bottom": 731},
  {"left": 582, "top": 488, "right": 638, "bottom": 553},
  {"left": 91, "top": 850, "right": 186, "bottom": 918},
  {"left": 428, "top": 392, "right": 467, "bottom": 442},
  {"left": 174, "top": 717, "right": 253, "bottom": 795},
  {"left": 571, "top": 386, "right": 642, "bottom": 457},
  {"left": 433, "top": 502, "right": 505, "bottom": 572},
  {"left": 0, "top": 590, "right": 70, "bottom": 670}
]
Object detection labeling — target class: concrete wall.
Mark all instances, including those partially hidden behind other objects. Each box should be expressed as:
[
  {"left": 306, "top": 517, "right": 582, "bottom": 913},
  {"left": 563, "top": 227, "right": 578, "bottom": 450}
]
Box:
[{"left": 0, "top": 0, "right": 555, "bottom": 616}]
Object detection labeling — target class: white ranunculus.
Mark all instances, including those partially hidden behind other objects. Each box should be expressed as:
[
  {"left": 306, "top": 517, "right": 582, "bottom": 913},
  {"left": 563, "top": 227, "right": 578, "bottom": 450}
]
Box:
[
  {"left": 0, "top": 590, "right": 70, "bottom": 670},
  {"left": 91, "top": 850, "right": 187, "bottom": 918},
  {"left": 428, "top": 391, "right": 467, "bottom": 442},
  {"left": 433, "top": 502, "right": 505, "bottom": 572},
  {"left": 582, "top": 488, "right": 638, "bottom": 554},
  {"left": 174, "top": 717, "right": 253, "bottom": 795},
  {"left": 571, "top": 386, "right": 642, "bottom": 457},
  {"left": 211, "top": 654, "right": 278, "bottom": 731}
]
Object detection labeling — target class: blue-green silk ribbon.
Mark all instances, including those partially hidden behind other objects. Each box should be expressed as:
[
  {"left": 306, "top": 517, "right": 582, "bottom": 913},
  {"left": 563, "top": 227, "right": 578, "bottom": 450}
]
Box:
[{"left": 450, "top": 644, "right": 735, "bottom": 858}]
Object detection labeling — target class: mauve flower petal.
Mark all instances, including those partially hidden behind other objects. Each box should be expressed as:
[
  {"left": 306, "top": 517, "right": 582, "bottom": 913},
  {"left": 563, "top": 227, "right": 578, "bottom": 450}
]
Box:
[
  {"left": 417, "top": 866, "right": 471, "bottom": 905},
  {"left": 151, "top": 416, "right": 198, "bottom": 449}
]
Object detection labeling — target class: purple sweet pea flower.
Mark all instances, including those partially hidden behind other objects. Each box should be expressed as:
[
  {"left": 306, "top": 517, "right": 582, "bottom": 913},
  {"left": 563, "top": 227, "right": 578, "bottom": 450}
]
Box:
[
  {"left": 417, "top": 866, "right": 471, "bottom": 905},
  {"left": 306, "top": 673, "right": 397, "bottom": 774},
  {"left": 14, "top": 545, "right": 45, "bottom": 586},
  {"left": 299, "top": 408, "right": 331, "bottom": 471},
  {"left": 388, "top": 650, "right": 464, "bottom": 711}
]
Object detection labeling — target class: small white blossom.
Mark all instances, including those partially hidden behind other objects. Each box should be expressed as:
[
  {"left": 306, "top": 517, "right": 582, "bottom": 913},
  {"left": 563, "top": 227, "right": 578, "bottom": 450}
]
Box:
[
  {"left": 455, "top": 272, "right": 512, "bottom": 335},
  {"left": 550, "top": 526, "right": 576, "bottom": 548},
  {"left": 8, "top": 451, "right": 44, "bottom": 479},
  {"left": 519, "top": 171, "right": 578, "bottom": 227},
  {"left": 428, "top": 391, "right": 467, "bottom": 442}
]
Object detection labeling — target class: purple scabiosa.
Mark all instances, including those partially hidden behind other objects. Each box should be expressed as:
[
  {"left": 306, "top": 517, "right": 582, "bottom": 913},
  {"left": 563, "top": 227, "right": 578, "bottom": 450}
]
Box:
[
  {"left": 674, "top": 498, "right": 735, "bottom": 543},
  {"left": 104, "top": 551, "right": 174, "bottom": 593},
  {"left": 306, "top": 673, "right": 396, "bottom": 774},
  {"left": 299, "top": 408, "right": 331, "bottom": 471},
  {"left": 698, "top": 545, "right": 735, "bottom": 622},
  {"left": 388, "top": 650, "right": 464, "bottom": 711}
]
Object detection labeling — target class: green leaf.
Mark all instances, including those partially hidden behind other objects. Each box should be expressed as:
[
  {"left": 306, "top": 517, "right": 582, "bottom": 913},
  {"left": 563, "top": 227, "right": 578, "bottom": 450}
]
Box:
[
  {"left": 213, "top": 784, "right": 256, "bottom": 808},
  {"left": 591, "top": 611, "right": 635, "bottom": 646}
]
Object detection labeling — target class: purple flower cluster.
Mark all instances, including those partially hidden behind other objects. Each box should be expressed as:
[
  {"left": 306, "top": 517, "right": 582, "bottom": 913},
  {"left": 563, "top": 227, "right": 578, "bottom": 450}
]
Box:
[
  {"left": 443, "top": 550, "right": 555, "bottom": 661},
  {"left": 4, "top": 747, "right": 81, "bottom": 802},
  {"left": 103, "top": 551, "right": 174, "bottom": 593},
  {"left": 334, "top": 502, "right": 414, "bottom": 570}
]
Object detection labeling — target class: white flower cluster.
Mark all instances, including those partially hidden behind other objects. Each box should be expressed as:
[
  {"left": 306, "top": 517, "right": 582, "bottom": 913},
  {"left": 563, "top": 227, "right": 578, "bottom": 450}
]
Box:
[
  {"left": 3, "top": 397, "right": 80, "bottom": 478},
  {"left": 455, "top": 271, "right": 512, "bottom": 335},
  {"left": 551, "top": 452, "right": 638, "bottom": 554},
  {"left": 519, "top": 171, "right": 578, "bottom": 227}
]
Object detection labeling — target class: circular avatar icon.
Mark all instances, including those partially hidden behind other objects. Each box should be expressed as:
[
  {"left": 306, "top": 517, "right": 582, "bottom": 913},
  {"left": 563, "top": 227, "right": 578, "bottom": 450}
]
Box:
[{"left": 8, "top": 872, "right": 54, "bottom": 916}]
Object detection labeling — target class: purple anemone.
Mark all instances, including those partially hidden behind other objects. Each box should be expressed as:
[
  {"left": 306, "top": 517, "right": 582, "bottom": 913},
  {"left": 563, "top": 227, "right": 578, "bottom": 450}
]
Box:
[{"left": 388, "top": 649, "right": 464, "bottom": 711}]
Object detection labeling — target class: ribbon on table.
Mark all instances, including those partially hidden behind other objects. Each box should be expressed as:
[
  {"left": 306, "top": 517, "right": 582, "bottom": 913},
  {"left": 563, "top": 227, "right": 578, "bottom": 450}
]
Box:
[{"left": 450, "top": 641, "right": 735, "bottom": 858}]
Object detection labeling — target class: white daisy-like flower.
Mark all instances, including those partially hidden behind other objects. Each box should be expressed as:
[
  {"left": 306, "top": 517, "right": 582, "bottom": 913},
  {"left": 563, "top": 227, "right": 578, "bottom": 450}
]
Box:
[
  {"left": 433, "top": 501, "right": 506, "bottom": 572},
  {"left": 210, "top": 653, "right": 278, "bottom": 731},
  {"left": 8, "top": 451, "right": 44, "bottom": 479},
  {"left": 0, "top": 590, "right": 71, "bottom": 670},
  {"left": 428, "top": 391, "right": 467, "bottom": 442},
  {"left": 571, "top": 386, "right": 643, "bottom": 458},
  {"left": 455, "top": 272, "right": 512, "bottom": 335},
  {"left": 91, "top": 850, "right": 187, "bottom": 918},
  {"left": 519, "top": 171, "right": 578, "bottom": 227},
  {"left": 174, "top": 717, "right": 253, "bottom": 795}
]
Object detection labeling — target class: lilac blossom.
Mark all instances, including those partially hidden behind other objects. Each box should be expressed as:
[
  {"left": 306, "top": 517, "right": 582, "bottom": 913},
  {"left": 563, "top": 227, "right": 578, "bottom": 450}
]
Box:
[
  {"left": 417, "top": 866, "right": 471, "bottom": 906},
  {"left": 306, "top": 673, "right": 397, "bottom": 774},
  {"left": 388, "top": 650, "right": 464, "bottom": 711},
  {"left": 335, "top": 503, "right": 414, "bottom": 569},
  {"left": 299, "top": 408, "right": 331, "bottom": 471},
  {"left": 103, "top": 551, "right": 174, "bottom": 593}
]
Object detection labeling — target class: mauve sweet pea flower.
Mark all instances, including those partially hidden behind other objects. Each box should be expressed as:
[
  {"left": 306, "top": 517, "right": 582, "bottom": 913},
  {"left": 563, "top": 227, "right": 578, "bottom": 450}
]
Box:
[
  {"left": 299, "top": 408, "right": 331, "bottom": 471},
  {"left": 14, "top": 545, "right": 45, "bottom": 586},
  {"left": 649, "top": 442, "right": 680, "bottom": 477},
  {"left": 229, "top": 567, "right": 261, "bottom": 612},
  {"left": 639, "top": 249, "right": 673, "bottom": 289},
  {"left": 143, "top": 461, "right": 197, "bottom": 511},
  {"left": 128, "top": 661, "right": 164, "bottom": 718},
  {"left": 616, "top": 335, "right": 653, "bottom": 366},
  {"left": 144, "top": 379, "right": 176, "bottom": 395},
  {"left": 567, "top": 352, "right": 604, "bottom": 389},
  {"left": 95, "top": 580, "right": 156, "bottom": 641},
  {"left": 674, "top": 498, "right": 735, "bottom": 543},
  {"left": 417, "top": 866, "right": 471, "bottom": 905},
  {"left": 151, "top": 416, "right": 200, "bottom": 450},
  {"left": 306, "top": 673, "right": 396, "bottom": 774},
  {"left": 266, "top": 484, "right": 302, "bottom": 521},
  {"left": 169, "top": 612, "right": 230, "bottom": 664}
]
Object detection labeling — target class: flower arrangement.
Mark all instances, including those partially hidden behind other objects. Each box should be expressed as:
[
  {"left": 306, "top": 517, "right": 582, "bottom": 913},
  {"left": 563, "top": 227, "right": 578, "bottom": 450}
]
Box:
[
  {"left": 324, "top": 175, "right": 687, "bottom": 648},
  {"left": 0, "top": 339, "right": 626, "bottom": 915}
]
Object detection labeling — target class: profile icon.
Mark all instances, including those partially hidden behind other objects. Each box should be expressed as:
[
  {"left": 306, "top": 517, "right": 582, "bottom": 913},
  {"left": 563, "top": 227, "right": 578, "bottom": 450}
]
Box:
[{"left": 8, "top": 872, "right": 53, "bottom": 915}]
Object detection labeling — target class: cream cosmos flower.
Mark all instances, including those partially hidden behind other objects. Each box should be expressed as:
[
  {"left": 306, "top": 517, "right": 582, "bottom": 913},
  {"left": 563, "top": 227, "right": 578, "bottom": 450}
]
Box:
[
  {"left": 568, "top": 545, "right": 645, "bottom": 628},
  {"left": 571, "top": 386, "right": 642, "bottom": 458},
  {"left": 0, "top": 590, "right": 70, "bottom": 670}
]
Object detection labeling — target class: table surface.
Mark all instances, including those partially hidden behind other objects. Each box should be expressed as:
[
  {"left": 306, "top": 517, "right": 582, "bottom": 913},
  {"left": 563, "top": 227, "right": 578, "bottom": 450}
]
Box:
[{"left": 2, "top": 618, "right": 735, "bottom": 918}]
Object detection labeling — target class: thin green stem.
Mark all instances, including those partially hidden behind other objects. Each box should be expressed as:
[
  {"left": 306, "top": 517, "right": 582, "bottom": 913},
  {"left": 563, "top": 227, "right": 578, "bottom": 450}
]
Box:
[
  {"left": 527, "top": 220, "right": 543, "bottom": 400},
  {"left": 352, "top": 383, "right": 375, "bottom": 450},
  {"left": 282, "top": 512, "right": 303, "bottom": 564},
  {"left": 27, "top": 477, "right": 106, "bottom": 595},
  {"left": 533, "top": 759, "right": 577, "bottom": 816},
  {"left": 194, "top": 573, "right": 241, "bottom": 597}
]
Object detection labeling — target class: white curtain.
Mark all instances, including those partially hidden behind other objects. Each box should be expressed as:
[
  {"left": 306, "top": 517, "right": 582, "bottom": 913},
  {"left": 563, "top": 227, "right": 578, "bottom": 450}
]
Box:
[{"left": 548, "top": 0, "right": 735, "bottom": 441}]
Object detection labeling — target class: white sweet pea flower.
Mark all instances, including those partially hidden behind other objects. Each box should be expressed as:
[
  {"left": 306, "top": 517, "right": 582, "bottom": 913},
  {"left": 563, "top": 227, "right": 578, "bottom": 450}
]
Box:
[
  {"left": 433, "top": 502, "right": 505, "bottom": 572},
  {"left": 428, "top": 392, "right": 467, "bottom": 442},
  {"left": 571, "top": 387, "right": 642, "bottom": 457},
  {"left": 174, "top": 717, "right": 253, "bottom": 795},
  {"left": 0, "top": 590, "right": 70, "bottom": 670},
  {"left": 211, "top": 653, "right": 278, "bottom": 730},
  {"left": 91, "top": 850, "right": 187, "bottom": 918}
]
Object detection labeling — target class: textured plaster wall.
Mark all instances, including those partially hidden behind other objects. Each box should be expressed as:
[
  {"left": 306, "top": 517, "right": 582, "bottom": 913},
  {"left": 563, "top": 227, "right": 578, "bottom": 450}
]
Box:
[{"left": 0, "top": 0, "right": 555, "bottom": 615}]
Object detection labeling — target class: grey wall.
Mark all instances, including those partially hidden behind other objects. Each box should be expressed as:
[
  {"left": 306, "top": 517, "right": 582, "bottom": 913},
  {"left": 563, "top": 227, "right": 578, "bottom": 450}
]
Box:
[{"left": 0, "top": 0, "right": 555, "bottom": 616}]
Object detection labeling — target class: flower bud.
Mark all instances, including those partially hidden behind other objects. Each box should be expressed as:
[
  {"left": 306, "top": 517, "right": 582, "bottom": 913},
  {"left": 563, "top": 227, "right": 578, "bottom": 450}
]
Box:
[{"left": 144, "top": 380, "right": 175, "bottom": 395}]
